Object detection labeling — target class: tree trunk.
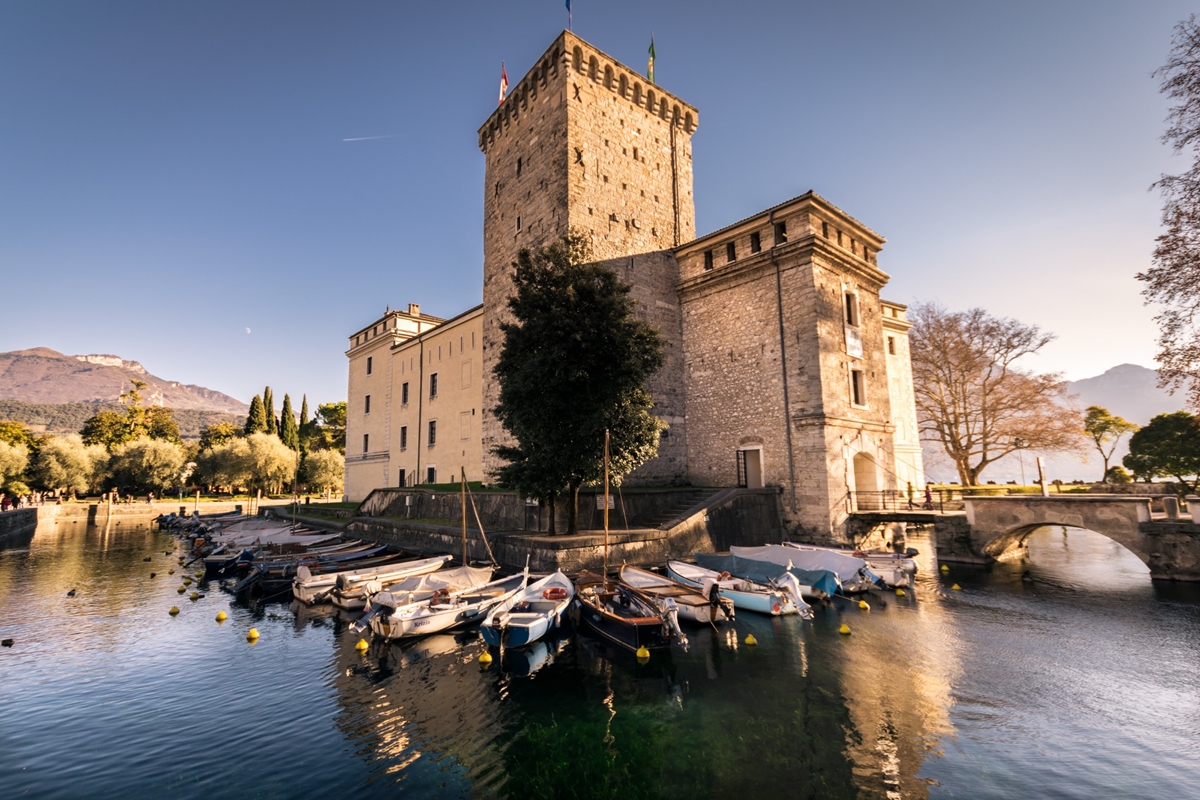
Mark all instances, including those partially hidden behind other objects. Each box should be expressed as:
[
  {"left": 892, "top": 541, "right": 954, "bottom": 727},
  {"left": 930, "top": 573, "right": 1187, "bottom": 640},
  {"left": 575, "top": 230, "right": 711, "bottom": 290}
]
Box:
[
  {"left": 546, "top": 492, "right": 557, "bottom": 535},
  {"left": 567, "top": 482, "right": 580, "bottom": 536}
]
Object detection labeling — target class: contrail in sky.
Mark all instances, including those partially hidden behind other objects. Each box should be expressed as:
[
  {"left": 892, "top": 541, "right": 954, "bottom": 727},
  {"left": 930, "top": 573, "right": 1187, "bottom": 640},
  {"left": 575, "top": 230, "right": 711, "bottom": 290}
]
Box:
[{"left": 342, "top": 134, "right": 403, "bottom": 142}]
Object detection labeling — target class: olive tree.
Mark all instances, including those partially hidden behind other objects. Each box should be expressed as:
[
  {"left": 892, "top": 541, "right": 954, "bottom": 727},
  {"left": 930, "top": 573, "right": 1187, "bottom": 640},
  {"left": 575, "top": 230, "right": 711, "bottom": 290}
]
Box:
[
  {"left": 0, "top": 440, "right": 29, "bottom": 490},
  {"left": 302, "top": 449, "right": 344, "bottom": 494},
  {"left": 109, "top": 437, "right": 186, "bottom": 492},
  {"left": 30, "top": 434, "right": 107, "bottom": 497}
]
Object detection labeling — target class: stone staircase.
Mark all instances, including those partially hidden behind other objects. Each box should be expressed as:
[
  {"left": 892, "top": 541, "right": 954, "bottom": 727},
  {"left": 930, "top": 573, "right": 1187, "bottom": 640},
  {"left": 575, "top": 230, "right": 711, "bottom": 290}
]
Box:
[{"left": 644, "top": 488, "right": 725, "bottom": 530}]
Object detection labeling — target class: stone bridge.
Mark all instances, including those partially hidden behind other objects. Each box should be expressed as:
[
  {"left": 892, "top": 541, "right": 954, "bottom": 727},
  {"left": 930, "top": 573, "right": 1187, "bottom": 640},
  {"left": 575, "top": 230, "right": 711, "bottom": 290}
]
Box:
[{"left": 933, "top": 495, "right": 1200, "bottom": 581}]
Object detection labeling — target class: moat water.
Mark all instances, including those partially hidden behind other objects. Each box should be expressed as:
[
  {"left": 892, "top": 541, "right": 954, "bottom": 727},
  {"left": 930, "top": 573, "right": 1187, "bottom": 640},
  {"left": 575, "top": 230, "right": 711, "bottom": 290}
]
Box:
[{"left": 1, "top": 520, "right": 1198, "bottom": 799}]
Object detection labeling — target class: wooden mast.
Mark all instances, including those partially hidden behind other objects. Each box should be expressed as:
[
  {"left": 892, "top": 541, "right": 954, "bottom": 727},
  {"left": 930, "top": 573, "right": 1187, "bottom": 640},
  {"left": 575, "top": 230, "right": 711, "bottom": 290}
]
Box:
[
  {"left": 461, "top": 467, "right": 468, "bottom": 566},
  {"left": 603, "top": 429, "right": 610, "bottom": 580}
]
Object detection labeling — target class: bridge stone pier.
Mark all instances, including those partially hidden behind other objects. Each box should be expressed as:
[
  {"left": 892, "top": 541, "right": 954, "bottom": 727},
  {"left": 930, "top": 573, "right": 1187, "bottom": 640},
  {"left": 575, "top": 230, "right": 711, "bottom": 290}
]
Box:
[{"left": 933, "top": 495, "right": 1200, "bottom": 581}]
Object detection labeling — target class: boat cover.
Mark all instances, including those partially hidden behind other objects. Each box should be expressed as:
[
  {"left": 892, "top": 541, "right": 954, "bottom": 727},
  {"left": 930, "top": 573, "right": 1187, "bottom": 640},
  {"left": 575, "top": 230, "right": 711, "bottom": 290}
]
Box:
[
  {"left": 372, "top": 566, "right": 495, "bottom": 608},
  {"left": 695, "top": 553, "right": 841, "bottom": 598},
  {"left": 731, "top": 544, "right": 883, "bottom": 587}
]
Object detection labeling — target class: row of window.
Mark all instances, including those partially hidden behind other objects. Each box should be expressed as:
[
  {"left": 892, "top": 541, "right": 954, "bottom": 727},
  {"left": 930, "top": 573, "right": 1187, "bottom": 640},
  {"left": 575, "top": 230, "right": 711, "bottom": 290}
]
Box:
[
  {"left": 703, "top": 222, "right": 787, "bottom": 270},
  {"left": 397, "top": 467, "right": 438, "bottom": 487},
  {"left": 821, "top": 221, "right": 872, "bottom": 262},
  {"left": 364, "top": 334, "right": 478, "bottom": 379},
  {"left": 363, "top": 419, "right": 439, "bottom": 455}
]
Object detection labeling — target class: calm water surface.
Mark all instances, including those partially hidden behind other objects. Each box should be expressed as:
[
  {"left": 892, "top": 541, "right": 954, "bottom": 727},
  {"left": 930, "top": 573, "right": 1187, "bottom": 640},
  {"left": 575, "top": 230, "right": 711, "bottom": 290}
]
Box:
[{"left": 1, "top": 519, "right": 1198, "bottom": 799}]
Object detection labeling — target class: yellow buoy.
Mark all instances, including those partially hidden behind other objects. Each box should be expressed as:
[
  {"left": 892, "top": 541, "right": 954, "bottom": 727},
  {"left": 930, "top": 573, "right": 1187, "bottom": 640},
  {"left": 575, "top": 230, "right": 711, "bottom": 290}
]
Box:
[
  {"left": 895, "top": 588, "right": 906, "bottom": 597},
  {"left": 168, "top": 606, "right": 180, "bottom": 616},
  {"left": 215, "top": 611, "right": 227, "bottom": 622},
  {"left": 744, "top": 633, "right": 757, "bottom": 646},
  {"left": 246, "top": 628, "right": 260, "bottom": 641},
  {"left": 939, "top": 564, "right": 949, "bottom": 573},
  {"left": 183, "top": 577, "right": 192, "bottom": 586},
  {"left": 635, "top": 645, "right": 651, "bottom": 659},
  {"left": 858, "top": 600, "right": 870, "bottom": 611},
  {"left": 839, "top": 623, "right": 852, "bottom": 635},
  {"left": 177, "top": 586, "right": 186, "bottom": 594},
  {"left": 952, "top": 583, "right": 962, "bottom": 591},
  {"left": 355, "top": 638, "right": 370, "bottom": 653},
  {"left": 189, "top": 592, "right": 199, "bottom": 601},
  {"left": 478, "top": 649, "right": 492, "bottom": 664},
  {"left": 168, "top": 569, "right": 175, "bottom": 575}
]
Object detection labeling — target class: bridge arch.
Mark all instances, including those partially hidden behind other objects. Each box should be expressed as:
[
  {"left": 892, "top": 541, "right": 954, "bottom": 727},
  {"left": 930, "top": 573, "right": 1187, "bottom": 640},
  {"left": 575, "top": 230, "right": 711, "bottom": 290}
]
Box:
[{"left": 964, "top": 496, "right": 1153, "bottom": 566}]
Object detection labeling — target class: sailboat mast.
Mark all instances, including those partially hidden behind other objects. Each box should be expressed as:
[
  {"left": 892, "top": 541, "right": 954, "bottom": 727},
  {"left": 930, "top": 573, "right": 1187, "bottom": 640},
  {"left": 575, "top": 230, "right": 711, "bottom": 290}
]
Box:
[
  {"left": 603, "top": 429, "right": 610, "bottom": 578},
  {"left": 461, "top": 467, "right": 468, "bottom": 566}
]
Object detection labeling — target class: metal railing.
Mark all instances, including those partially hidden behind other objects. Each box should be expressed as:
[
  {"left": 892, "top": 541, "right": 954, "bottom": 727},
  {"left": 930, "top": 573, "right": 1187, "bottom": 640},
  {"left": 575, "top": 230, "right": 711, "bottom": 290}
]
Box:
[{"left": 846, "top": 489, "right": 965, "bottom": 514}]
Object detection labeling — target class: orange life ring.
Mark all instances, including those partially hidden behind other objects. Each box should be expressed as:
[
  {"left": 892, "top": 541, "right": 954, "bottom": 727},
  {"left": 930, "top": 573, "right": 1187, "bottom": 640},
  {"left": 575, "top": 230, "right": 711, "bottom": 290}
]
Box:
[
  {"left": 717, "top": 571, "right": 732, "bottom": 581},
  {"left": 430, "top": 588, "right": 448, "bottom": 606},
  {"left": 542, "top": 587, "right": 568, "bottom": 601}
]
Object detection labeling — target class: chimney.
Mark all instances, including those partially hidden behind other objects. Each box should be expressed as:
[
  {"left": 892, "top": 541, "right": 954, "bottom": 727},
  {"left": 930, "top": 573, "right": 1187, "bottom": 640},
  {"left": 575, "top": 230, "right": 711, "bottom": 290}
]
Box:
[{"left": 408, "top": 303, "right": 420, "bottom": 317}]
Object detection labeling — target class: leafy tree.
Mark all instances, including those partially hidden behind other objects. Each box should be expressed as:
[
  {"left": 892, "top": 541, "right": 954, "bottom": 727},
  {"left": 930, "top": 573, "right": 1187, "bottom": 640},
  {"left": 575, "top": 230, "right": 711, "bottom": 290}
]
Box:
[
  {"left": 245, "top": 432, "right": 297, "bottom": 493},
  {"left": 81, "top": 380, "right": 181, "bottom": 448},
  {"left": 29, "top": 434, "right": 107, "bottom": 497},
  {"left": 298, "top": 394, "right": 311, "bottom": 452},
  {"left": 263, "top": 386, "right": 278, "bottom": 435},
  {"left": 0, "top": 440, "right": 29, "bottom": 490},
  {"left": 194, "top": 438, "right": 251, "bottom": 492},
  {"left": 109, "top": 437, "right": 186, "bottom": 493},
  {"left": 1123, "top": 452, "right": 1157, "bottom": 483},
  {"left": 312, "top": 402, "right": 347, "bottom": 453},
  {"left": 493, "top": 233, "right": 666, "bottom": 534},
  {"left": 279, "top": 394, "right": 300, "bottom": 450},
  {"left": 1083, "top": 406, "right": 1139, "bottom": 482},
  {"left": 144, "top": 407, "right": 181, "bottom": 443},
  {"left": 244, "top": 394, "right": 268, "bottom": 434},
  {"left": 910, "top": 302, "right": 1083, "bottom": 486},
  {"left": 1123, "top": 410, "right": 1200, "bottom": 493},
  {"left": 302, "top": 449, "right": 344, "bottom": 493},
  {"left": 0, "top": 420, "right": 35, "bottom": 449},
  {"left": 199, "top": 421, "right": 242, "bottom": 451},
  {"left": 81, "top": 409, "right": 134, "bottom": 449},
  {"left": 1142, "top": 16, "right": 1200, "bottom": 408},
  {"left": 1105, "top": 465, "right": 1133, "bottom": 484}
]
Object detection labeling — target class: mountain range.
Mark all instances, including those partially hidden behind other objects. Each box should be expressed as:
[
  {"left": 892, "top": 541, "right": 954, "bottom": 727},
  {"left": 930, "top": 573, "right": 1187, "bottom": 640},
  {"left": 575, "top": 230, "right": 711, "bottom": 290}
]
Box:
[{"left": 0, "top": 348, "right": 247, "bottom": 414}]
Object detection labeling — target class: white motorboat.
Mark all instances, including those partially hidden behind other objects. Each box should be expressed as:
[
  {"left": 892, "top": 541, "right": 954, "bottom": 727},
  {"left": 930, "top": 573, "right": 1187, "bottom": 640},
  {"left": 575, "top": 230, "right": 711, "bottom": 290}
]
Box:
[
  {"left": 356, "top": 571, "right": 526, "bottom": 640},
  {"left": 618, "top": 564, "right": 734, "bottom": 624},
  {"left": 667, "top": 560, "right": 811, "bottom": 618},
  {"left": 782, "top": 542, "right": 916, "bottom": 588},
  {"left": 292, "top": 554, "right": 452, "bottom": 606},
  {"left": 480, "top": 570, "right": 574, "bottom": 648},
  {"left": 732, "top": 544, "right": 882, "bottom": 594}
]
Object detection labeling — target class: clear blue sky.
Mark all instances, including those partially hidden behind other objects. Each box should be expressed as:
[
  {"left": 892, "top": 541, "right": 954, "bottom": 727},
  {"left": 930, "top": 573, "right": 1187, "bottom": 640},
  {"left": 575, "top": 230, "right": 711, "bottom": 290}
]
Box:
[{"left": 0, "top": 1, "right": 1191, "bottom": 407}]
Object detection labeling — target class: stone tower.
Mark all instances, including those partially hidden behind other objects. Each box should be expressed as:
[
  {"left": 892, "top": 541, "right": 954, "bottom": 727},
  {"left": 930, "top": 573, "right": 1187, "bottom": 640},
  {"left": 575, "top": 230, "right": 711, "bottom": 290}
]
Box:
[{"left": 477, "top": 32, "right": 700, "bottom": 478}]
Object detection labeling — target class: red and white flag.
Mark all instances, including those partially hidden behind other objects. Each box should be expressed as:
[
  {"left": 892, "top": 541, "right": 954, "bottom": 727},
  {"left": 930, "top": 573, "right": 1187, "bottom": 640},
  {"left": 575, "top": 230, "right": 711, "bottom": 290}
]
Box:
[{"left": 498, "top": 62, "right": 508, "bottom": 105}]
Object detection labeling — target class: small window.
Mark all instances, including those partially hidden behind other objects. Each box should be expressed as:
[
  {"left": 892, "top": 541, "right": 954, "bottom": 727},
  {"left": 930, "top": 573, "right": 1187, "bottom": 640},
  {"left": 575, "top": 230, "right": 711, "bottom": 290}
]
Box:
[
  {"left": 863, "top": 246, "right": 871, "bottom": 262},
  {"left": 400, "top": 426, "right": 408, "bottom": 450},
  {"left": 429, "top": 373, "right": 438, "bottom": 399},
  {"left": 837, "top": 229, "right": 843, "bottom": 246},
  {"left": 364, "top": 395, "right": 371, "bottom": 414},
  {"left": 516, "top": 156, "right": 522, "bottom": 177},
  {"left": 726, "top": 242, "right": 736, "bottom": 263},
  {"left": 366, "top": 356, "right": 372, "bottom": 375},
  {"left": 363, "top": 433, "right": 369, "bottom": 454},
  {"left": 703, "top": 250, "right": 714, "bottom": 271},
  {"left": 850, "top": 370, "right": 866, "bottom": 407},
  {"left": 632, "top": 146, "right": 638, "bottom": 160},
  {"left": 428, "top": 420, "right": 437, "bottom": 447},
  {"left": 887, "top": 336, "right": 897, "bottom": 355},
  {"left": 822, "top": 221, "right": 829, "bottom": 239},
  {"left": 773, "top": 221, "right": 788, "bottom": 245},
  {"left": 845, "top": 292, "right": 859, "bottom": 327},
  {"left": 516, "top": 215, "right": 522, "bottom": 232},
  {"left": 401, "top": 381, "right": 409, "bottom": 405},
  {"left": 426, "top": 466, "right": 437, "bottom": 484},
  {"left": 398, "top": 468, "right": 407, "bottom": 487},
  {"left": 750, "top": 232, "right": 761, "bottom": 253}
]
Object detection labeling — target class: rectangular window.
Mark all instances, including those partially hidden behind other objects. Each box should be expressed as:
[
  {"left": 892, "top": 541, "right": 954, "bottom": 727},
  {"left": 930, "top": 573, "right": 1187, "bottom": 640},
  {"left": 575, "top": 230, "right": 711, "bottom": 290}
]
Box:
[
  {"left": 364, "top": 394, "right": 371, "bottom": 414},
  {"left": 822, "top": 221, "right": 830, "bottom": 238},
  {"left": 516, "top": 156, "right": 522, "bottom": 177},
  {"left": 366, "top": 356, "right": 373, "bottom": 375},
  {"left": 428, "top": 420, "right": 437, "bottom": 447},
  {"left": 773, "top": 221, "right": 788, "bottom": 245},
  {"left": 460, "top": 360, "right": 472, "bottom": 389},
  {"left": 844, "top": 292, "right": 859, "bottom": 327},
  {"left": 429, "top": 373, "right": 438, "bottom": 399},
  {"left": 398, "top": 468, "right": 407, "bottom": 487},
  {"left": 887, "top": 336, "right": 897, "bottom": 355},
  {"left": 516, "top": 215, "right": 522, "bottom": 232},
  {"left": 749, "top": 231, "right": 761, "bottom": 253},
  {"left": 401, "top": 381, "right": 409, "bottom": 405},
  {"left": 850, "top": 370, "right": 866, "bottom": 407},
  {"left": 726, "top": 241, "right": 736, "bottom": 263},
  {"left": 363, "top": 433, "right": 369, "bottom": 453},
  {"left": 460, "top": 412, "right": 471, "bottom": 440},
  {"left": 703, "top": 250, "right": 714, "bottom": 270},
  {"left": 837, "top": 229, "right": 843, "bottom": 246},
  {"left": 426, "top": 466, "right": 437, "bottom": 484},
  {"left": 400, "top": 426, "right": 408, "bottom": 451}
]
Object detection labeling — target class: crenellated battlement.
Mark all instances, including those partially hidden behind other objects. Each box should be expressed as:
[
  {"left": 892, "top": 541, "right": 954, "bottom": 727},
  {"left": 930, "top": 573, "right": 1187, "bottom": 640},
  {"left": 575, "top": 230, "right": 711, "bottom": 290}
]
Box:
[{"left": 478, "top": 31, "right": 699, "bottom": 153}]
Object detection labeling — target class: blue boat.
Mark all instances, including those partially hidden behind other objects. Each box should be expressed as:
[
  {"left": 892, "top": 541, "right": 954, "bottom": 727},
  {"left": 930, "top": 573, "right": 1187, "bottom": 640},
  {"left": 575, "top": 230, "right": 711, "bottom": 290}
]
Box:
[{"left": 480, "top": 570, "right": 574, "bottom": 648}]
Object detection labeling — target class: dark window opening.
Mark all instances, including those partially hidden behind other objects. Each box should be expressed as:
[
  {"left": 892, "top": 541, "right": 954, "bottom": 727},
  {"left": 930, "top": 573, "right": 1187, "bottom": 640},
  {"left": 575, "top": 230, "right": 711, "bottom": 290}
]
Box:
[
  {"left": 773, "top": 221, "right": 788, "bottom": 245},
  {"left": 400, "top": 426, "right": 408, "bottom": 450},
  {"left": 516, "top": 215, "right": 521, "bottom": 232},
  {"left": 516, "top": 156, "right": 522, "bottom": 177},
  {"left": 398, "top": 468, "right": 407, "bottom": 487},
  {"left": 426, "top": 466, "right": 437, "bottom": 484},
  {"left": 845, "top": 292, "right": 859, "bottom": 327},
  {"left": 822, "top": 221, "right": 830, "bottom": 238},
  {"left": 887, "top": 336, "right": 897, "bottom": 355},
  {"left": 750, "top": 232, "right": 761, "bottom": 253},
  {"left": 401, "top": 381, "right": 409, "bottom": 405},
  {"left": 428, "top": 420, "right": 437, "bottom": 447},
  {"left": 850, "top": 370, "right": 866, "bottom": 407},
  {"left": 429, "top": 373, "right": 438, "bottom": 399},
  {"left": 363, "top": 433, "right": 369, "bottom": 454},
  {"left": 726, "top": 241, "right": 736, "bottom": 263},
  {"left": 703, "top": 250, "right": 714, "bottom": 271},
  {"left": 364, "top": 395, "right": 371, "bottom": 414},
  {"left": 366, "top": 356, "right": 372, "bottom": 375},
  {"left": 837, "top": 229, "right": 843, "bottom": 246}
]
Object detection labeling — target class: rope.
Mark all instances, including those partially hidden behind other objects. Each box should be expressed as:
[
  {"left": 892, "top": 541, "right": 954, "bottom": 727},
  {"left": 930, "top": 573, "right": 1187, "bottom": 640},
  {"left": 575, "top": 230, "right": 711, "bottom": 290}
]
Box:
[{"left": 464, "top": 483, "right": 499, "bottom": 566}]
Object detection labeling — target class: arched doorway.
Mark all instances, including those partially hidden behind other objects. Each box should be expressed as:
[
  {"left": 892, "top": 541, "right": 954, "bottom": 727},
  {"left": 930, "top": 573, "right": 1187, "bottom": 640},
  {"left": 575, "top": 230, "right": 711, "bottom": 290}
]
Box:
[{"left": 853, "top": 452, "right": 880, "bottom": 509}]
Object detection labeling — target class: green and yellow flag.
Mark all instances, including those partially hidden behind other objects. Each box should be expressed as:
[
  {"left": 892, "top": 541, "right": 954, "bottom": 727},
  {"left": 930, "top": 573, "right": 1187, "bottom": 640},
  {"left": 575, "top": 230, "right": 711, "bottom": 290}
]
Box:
[{"left": 648, "top": 35, "right": 655, "bottom": 84}]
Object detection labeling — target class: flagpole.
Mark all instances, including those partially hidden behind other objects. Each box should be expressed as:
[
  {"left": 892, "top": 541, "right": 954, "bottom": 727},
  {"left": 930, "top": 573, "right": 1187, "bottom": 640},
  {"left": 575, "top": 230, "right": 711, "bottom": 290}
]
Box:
[{"left": 566, "top": 0, "right": 572, "bottom": 31}]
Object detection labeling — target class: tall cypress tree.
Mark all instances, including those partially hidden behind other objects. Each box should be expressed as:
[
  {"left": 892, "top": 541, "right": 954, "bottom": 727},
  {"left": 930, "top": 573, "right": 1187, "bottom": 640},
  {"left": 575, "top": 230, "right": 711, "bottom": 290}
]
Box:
[
  {"left": 245, "top": 394, "right": 268, "bottom": 434},
  {"left": 298, "top": 394, "right": 311, "bottom": 453},
  {"left": 280, "top": 394, "right": 300, "bottom": 450},
  {"left": 263, "top": 386, "right": 278, "bottom": 435}
]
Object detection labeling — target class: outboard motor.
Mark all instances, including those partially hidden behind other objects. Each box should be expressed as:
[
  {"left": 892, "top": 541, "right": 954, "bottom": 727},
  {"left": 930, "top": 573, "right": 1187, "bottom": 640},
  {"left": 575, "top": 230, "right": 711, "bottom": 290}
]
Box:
[
  {"left": 774, "top": 572, "right": 813, "bottom": 619},
  {"left": 351, "top": 590, "right": 395, "bottom": 634},
  {"left": 659, "top": 597, "right": 688, "bottom": 652}
]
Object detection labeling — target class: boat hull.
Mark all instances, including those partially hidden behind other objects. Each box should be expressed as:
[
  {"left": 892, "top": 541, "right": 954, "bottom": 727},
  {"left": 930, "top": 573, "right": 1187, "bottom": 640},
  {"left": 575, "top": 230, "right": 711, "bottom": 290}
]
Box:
[
  {"left": 666, "top": 564, "right": 796, "bottom": 616},
  {"left": 574, "top": 599, "right": 671, "bottom": 651}
]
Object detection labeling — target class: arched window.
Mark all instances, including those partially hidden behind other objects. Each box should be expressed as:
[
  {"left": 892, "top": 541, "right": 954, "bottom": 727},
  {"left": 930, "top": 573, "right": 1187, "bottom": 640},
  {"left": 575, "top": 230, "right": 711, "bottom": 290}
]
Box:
[
  {"left": 659, "top": 98, "right": 669, "bottom": 119},
  {"left": 588, "top": 56, "right": 599, "bottom": 82},
  {"left": 618, "top": 74, "right": 628, "bottom": 98},
  {"left": 573, "top": 46, "right": 584, "bottom": 73},
  {"left": 603, "top": 65, "right": 614, "bottom": 90},
  {"left": 646, "top": 89, "right": 656, "bottom": 113},
  {"left": 672, "top": 104, "right": 681, "bottom": 125},
  {"left": 684, "top": 112, "right": 695, "bottom": 134},
  {"left": 632, "top": 83, "right": 642, "bottom": 105}
]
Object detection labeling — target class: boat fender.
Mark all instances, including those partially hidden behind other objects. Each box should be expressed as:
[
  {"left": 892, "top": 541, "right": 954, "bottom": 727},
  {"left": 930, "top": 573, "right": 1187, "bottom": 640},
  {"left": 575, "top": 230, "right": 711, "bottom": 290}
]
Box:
[
  {"left": 717, "top": 571, "right": 732, "bottom": 581},
  {"left": 430, "top": 588, "right": 448, "bottom": 607},
  {"left": 543, "top": 587, "right": 568, "bottom": 601}
]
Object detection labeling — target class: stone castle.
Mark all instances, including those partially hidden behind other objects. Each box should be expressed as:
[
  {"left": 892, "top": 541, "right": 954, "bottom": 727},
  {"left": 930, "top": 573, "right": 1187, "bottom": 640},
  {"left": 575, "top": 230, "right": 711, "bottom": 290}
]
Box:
[{"left": 344, "top": 31, "right": 923, "bottom": 542}]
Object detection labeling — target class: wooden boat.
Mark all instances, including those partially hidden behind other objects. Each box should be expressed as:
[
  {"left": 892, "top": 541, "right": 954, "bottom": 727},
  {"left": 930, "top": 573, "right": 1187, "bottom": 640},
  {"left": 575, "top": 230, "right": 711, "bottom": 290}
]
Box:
[
  {"left": 292, "top": 554, "right": 452, "bottom": 606},
  {"left": 618, "top": 564, "right": 733, "bottom": 624},
  {"left": 667, "top": 560, "right": 811, "bottom": 618},
  {"left": 574, "top": 570, "right": 682, "bottom": 652},
  {"left": 360, "top": 572, "right": 526, "bottom": 640},
  {"left": 233, "top": 544, "right": 392, "bottom": 601},
  {"left": 480, "top": 570, "right": 574, "bottom": 648}
]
